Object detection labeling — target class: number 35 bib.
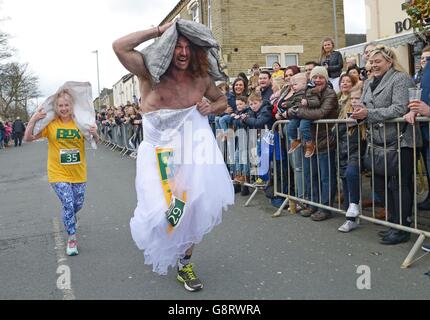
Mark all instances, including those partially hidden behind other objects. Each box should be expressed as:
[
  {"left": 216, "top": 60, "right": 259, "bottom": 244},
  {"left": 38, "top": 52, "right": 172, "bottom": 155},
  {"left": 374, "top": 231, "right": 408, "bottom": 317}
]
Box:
[{"left": 60, "top": 149, "right": 81, "bottom": 165}]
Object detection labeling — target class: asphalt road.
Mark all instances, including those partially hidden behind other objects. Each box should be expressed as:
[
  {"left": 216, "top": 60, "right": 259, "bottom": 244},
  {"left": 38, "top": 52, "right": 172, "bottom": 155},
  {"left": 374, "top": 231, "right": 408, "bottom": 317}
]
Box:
[{"left": 0, "top": 141, "right": 429, "bottom": 300}]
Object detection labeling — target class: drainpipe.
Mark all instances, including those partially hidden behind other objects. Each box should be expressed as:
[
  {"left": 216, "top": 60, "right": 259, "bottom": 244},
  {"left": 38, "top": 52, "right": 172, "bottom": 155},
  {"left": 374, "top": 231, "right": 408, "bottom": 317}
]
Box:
[
  {"left": 376, "top": 0, "right": 381, "bottom": 39},
  {"left": 333, "top": 0, "right": 339, "bottom": 48}
]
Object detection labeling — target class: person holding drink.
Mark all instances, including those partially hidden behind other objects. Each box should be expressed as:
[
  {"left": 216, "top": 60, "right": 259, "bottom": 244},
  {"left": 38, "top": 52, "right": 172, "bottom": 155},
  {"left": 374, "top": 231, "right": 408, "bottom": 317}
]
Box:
[
  {"left": 351, "top": 45, "right": 421, "bottom": 245},
  {"left": 404, "top": 98, "right": 430, "bottom": 252}
]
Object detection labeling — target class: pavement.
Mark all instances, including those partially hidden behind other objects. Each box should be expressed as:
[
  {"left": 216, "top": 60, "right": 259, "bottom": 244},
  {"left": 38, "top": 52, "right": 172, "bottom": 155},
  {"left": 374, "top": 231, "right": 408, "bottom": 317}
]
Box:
[{"left": 0, "top": 141, "right": 429, "bottom": 300}]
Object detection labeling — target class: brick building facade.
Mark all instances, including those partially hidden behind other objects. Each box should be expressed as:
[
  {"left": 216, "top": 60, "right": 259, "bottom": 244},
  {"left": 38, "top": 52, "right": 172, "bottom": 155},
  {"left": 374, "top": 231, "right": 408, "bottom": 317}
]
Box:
[{"left": 160, "top": 0, "right": 346, "bottom": 76}]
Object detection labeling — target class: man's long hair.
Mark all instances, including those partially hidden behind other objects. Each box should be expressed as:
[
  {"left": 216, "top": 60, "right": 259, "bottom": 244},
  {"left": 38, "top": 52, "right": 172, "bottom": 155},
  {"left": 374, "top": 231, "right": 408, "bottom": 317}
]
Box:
[{"left": 188, "top": 41, "right": 209, "bottom": 78}]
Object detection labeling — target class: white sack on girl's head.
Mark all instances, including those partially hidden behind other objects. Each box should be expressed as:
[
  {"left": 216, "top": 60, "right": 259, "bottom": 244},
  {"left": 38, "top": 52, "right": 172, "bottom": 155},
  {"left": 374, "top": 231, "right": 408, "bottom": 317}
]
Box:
[{"left": 33, "top": 81, "right": 97, "bottom": 149}]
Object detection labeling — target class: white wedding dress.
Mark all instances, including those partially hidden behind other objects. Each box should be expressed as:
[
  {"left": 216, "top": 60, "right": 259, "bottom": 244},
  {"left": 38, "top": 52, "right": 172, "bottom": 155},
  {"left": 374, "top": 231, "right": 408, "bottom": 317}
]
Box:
[{"left": 130, "top": 106, "right": 234, "bottom": 275}]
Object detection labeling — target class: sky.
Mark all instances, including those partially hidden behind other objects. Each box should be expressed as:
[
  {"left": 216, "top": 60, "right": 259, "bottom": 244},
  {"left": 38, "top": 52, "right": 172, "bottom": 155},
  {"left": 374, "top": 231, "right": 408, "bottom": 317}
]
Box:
[{"left": 0, "top": 0, "right": 366, "bottom": 107}]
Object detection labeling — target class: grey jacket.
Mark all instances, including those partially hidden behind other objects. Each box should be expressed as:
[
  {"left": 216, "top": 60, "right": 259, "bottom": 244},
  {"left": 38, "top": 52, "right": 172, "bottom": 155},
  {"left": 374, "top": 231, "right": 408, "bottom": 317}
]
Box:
[
  {"left": 362, "top": 68, "right": 422, "bottom": 148},
  {"left": 141, "top": 19, "right": 227, "bottom": 84}
]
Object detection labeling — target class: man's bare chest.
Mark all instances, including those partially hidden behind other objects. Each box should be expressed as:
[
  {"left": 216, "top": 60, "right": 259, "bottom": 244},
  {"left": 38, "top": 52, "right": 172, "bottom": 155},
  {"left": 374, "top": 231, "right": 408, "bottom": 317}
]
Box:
[{"left": 148, "top": 81, "right": 206, "bottom": 108}]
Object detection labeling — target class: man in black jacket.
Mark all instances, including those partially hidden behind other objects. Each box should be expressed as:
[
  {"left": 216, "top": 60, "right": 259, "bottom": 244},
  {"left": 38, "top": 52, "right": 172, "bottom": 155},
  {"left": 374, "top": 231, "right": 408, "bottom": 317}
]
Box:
[
  {"left": 258, "top": 71, "right": 274, "bottom": 102},
  {"left": 12, "top": 117, "right": 26, "bottom": 147}
]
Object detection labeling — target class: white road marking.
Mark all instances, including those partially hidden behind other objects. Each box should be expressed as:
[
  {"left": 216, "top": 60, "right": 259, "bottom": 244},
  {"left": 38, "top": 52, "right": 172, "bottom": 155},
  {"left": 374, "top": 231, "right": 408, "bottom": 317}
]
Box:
[{"left": 52, "top": 217, "right": 75, "bottom": 300}]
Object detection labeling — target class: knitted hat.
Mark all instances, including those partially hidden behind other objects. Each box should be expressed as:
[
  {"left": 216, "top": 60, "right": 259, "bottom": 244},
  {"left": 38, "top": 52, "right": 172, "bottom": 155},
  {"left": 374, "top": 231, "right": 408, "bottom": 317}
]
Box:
[{"left": 310, "top": 66, "right": 329, "bottom": 81}]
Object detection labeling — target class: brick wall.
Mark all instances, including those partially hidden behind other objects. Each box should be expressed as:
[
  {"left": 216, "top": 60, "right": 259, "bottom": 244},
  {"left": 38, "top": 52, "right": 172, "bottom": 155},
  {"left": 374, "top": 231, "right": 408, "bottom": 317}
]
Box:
[
  {"left": 160, "top": 0, "right": 346, "bottom": 78},
  {"left": 218, "top": 0, "right": 345, "bottom": 76}
]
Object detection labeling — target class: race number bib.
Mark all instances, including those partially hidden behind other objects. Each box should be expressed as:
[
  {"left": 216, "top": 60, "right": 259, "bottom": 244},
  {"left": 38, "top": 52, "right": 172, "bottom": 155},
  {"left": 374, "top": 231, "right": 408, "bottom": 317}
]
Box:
[
  {"left": 165, "top": 195, "right": 186, "bottom": 228},
  {"left": 60, "top": 149, "right": 81, "bottom": 165}
]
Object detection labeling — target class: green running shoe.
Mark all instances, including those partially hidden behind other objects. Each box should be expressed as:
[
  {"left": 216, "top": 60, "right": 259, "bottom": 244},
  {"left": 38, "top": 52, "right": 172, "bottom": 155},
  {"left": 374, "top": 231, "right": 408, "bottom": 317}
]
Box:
[{"left": 177, "top": 263, "right": 203, "bottom": 292}]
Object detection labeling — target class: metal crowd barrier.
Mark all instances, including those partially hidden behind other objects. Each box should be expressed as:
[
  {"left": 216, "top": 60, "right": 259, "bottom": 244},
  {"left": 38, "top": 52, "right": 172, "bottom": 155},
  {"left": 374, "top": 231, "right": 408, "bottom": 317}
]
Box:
[
  {"left": 216, "top": 127, "right": 275, "bottom": 207},
  {"left": 271, "top": 117, "right": 430, "bottom": 268},
  {"left": 97, "top": 121, "right": 143, "bottom": 158},
  {"left": 96, "top": 117, "right": 430, "bottom": 268}
]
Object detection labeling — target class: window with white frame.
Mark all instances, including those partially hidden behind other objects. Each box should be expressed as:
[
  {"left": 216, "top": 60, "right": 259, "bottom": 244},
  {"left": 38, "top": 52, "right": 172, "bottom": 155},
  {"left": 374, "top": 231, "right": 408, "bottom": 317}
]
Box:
[
  {"left": 266, "top": 54, "right": 280, "bottom": 68},
  {"left": 261, "top": 46, "right": 303, "bottom": 68},
  {"left": 284, "top": 53, "right": 298, "bottom": 66},
  {"left": 208, "top": 0, "right": 212, "bottom": 29},
  {"left": 190, "top": 2, "right": 200, "bottom": 23}
]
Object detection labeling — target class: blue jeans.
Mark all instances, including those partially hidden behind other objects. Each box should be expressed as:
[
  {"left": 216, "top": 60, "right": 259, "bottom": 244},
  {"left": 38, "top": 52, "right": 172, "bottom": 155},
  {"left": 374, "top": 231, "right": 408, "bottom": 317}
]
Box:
[
  {"left": 208, "top": 114, "right": 216, "bottom": 135},
  {"left": 235, "top": 148, "right": 249, "bottom": 176},
  {"left": 287, "top": 119, "right": 313, "bottom": 142},
  {"left": 218, "top": 114, "right": 233, "bottom": 132},
  {"left": 304, "top": 150, "right": 337, "bottom": 213},
  {"left": 341, "top": 164, "right": 360, "bottom": 211},
  {"left": 289, "top": 140, "right": 305, "bottom": 199},
  {"left": 271, "top": 133, "right": 290, "bottom": 196},
  {"left": 215, "top": 116, "right": 221, "bottom": 130},
  {"left": 420, "top": 122, "right": 430, "bottom": 182}
]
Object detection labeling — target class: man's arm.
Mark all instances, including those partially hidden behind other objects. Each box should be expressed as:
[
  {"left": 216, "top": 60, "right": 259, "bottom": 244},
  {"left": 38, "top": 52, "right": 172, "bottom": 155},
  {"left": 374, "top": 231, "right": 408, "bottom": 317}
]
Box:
[
  {"left": 112, "top": 22, "right": 173, "bottom": 78},
  {"left": 197, "top": 78, "right": 228, "bottom": 116}
]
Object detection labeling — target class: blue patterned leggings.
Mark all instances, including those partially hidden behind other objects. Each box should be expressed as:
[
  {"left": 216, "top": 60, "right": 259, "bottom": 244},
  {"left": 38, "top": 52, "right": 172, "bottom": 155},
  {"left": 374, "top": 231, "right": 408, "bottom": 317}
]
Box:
[{"left": 51, "top": 182, "right": 86, "bottom": 235}]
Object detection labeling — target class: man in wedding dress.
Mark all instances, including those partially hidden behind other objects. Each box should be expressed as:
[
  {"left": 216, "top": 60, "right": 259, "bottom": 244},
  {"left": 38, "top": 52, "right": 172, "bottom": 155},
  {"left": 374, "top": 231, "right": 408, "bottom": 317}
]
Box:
[{"left": 113, "top": 21, "right": 234, "bottom": 292}]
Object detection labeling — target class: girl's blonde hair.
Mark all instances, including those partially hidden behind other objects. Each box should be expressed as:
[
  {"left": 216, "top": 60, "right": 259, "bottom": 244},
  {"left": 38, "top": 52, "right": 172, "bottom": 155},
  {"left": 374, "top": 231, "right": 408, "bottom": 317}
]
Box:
[
  {"left": 339, "top": 86, "right": 366, "bottom": 140},
  {"left": 53, "top": 89, "right": 74, "bottom": 116},
  {"left": 369, "top": 45, "right": 406, "bottom": 73},
  {"left": 291, "top": 72, "right": 308, "bottom": 84}
]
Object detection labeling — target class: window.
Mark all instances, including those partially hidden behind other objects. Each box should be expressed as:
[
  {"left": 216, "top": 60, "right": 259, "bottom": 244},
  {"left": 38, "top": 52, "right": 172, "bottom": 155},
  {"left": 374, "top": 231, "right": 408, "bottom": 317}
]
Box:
[
  {"left": 266, "top": 54, "right": 280, "bottom": 68},
  {"left": 208, "top": 0, "right": 212, "bottom": 29},
  {"left": 284, "top": 54, "right": 298, "bottom": 66},
  {"left": 190, "top": 3, "right": 199, "bottom": 23}
]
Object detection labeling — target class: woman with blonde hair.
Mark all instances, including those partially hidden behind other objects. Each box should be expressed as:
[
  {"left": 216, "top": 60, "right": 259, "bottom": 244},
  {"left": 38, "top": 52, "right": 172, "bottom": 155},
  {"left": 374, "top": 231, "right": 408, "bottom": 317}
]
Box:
[
  {"left": 24, "top": 89, "right": 99, "bottom": 256},
  {"left": 319, "top": 37, "right": 343, "bottom": 94},
  {"left": 351, "top": 44, "right": 421, "bottom": 244}
]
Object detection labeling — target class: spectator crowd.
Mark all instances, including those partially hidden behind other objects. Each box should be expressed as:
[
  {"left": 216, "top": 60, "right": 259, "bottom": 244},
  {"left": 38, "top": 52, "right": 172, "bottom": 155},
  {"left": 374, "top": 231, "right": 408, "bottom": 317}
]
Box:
[
  {"left": 0, "top": 116, "right": 27, "bottom": 149},
  {"left": 43, "top": 37, "right": 430, "bottom": 251}
]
